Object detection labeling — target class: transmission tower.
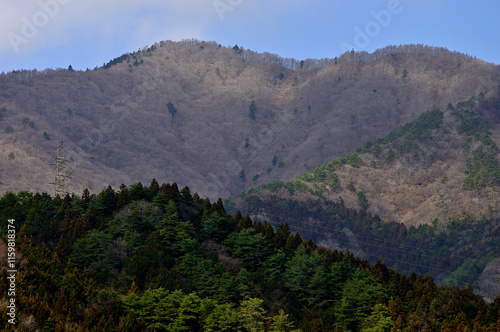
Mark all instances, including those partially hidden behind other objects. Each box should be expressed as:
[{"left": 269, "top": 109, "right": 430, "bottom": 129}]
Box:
[{"left": 54, "top": 141, "right": 68, "bottom": 196}]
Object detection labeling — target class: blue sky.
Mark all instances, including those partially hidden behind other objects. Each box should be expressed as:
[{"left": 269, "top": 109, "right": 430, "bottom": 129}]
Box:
[{"left": 1, "top": 0, "right": 499, "bottom": 72}]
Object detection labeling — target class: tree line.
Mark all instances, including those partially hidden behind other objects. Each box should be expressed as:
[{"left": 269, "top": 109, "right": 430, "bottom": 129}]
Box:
[{"left": 0, "top": 182, "right": 499, "bottom": 331}]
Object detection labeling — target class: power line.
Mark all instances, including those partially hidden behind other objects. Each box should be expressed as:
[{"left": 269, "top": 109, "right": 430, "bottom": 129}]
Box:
[
  {"left": 286, "top": 219, "right": 463, "bottom": 270},
  {"left": 244, "top": 207, "right": 473, "bottom": 275}
]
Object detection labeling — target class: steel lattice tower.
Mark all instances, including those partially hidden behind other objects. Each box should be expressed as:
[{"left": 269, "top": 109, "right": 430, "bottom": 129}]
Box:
[{"left": 55, "top": 141, "right": 66, "bottom": 196}]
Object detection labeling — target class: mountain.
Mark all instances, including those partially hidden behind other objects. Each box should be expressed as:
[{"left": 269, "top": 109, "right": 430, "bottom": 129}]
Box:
[
  {"left": 0, "top": 40, "right": 498, "bottom": 199},
  {"left": 232, "top": 90, "right": 500, "bottom": 226},
  {"left": 229, "top": 91, "right": 500, "bottom": 301},
  {"left": 1, "top": 185, "right": 499, "bottom": 330}
]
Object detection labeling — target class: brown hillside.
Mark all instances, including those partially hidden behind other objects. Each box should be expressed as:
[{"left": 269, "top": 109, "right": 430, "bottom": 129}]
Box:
[
  {"left": 233, "top": 90, "right": 500, "bottom": 226},
  {"left": 0, "top": 40, "right": 498, "bottom": 199}
]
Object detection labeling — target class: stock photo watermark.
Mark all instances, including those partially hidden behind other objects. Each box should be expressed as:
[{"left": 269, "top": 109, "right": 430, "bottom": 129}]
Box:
[
  {"left": 213, "top": 0, "right": 244, "bottom": 21},
  {"left": 5, "top": 219, "right": 17, "bottom": 325},
  {"left": 8, "top": 0, "right": 71, "bottom": 53},
  {"left": 340, "top": 0, "right": 405, "bottom": 53}
]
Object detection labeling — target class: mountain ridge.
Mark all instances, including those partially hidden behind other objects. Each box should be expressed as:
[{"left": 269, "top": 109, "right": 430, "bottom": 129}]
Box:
[
  {"left": 0, "top": 40, "right": 499, "bottom": 201},
  {"left": 232, "top": 91, "right": 500, "bottom": 226}
]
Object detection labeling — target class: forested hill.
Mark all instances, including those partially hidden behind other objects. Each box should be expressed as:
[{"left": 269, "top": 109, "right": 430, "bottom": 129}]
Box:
[
  {"left": 229, "top": 90, "right": 500, "bottom": 301},
  {"left": 0, "top": 40, "right": 499, "bottom": 199},
  {"left": 1, "top": 183, "right": 500, "bottom": 331},
  {"left": 232, "top": 89, "right": 500, "bottom": 226}
]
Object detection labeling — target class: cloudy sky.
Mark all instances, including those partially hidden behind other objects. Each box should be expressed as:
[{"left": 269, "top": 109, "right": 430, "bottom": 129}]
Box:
[{"left": 1, "top": 0, "right": 499, "bottom": 72}]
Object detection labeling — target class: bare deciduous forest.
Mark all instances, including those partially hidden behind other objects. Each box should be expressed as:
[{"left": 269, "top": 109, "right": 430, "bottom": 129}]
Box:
[{"left": 0, "top": 41, "right": 498, "bottom": 202}]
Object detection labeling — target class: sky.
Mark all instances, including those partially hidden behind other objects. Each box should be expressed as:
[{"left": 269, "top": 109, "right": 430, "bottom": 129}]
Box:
[{"left": 1, "top": 0, "right": 500, "bottom": 72}]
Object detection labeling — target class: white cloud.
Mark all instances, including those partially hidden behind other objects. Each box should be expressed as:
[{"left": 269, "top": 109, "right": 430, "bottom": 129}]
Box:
[
  {"left": 0, "top": 0, "right": 221, "bottom": 57},
  {"left": 0, "top": 0, "right": 318, "bottom": 70}
]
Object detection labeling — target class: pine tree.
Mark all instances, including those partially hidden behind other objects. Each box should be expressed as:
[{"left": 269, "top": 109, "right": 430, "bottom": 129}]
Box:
[
  {"left": 273, "top": 221, "right": 291, "bottom": 249},
  {"left": 249, "top": 101, "right": 258, "bottom": 120},
  {"left": 284, "top": 233, "right": 302, "bottom": 257}
]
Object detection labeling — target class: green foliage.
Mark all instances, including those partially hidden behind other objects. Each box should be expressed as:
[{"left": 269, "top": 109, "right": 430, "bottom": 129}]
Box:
[
  {"left": 385, "top": 148, "right": 395, "bottom": 163},
  {"left": 452, "top": 103, "right": 500, "bottom": 190},
  {"left": 287, "top": 178, "right": 308, "bottom": 194},
  {"left": 167, "top": 101, "right": 177, "bottom": 117},
  {"left": 240, "top": 298, "right": 266, "bottom": 331},
  {"left": 132, "top": 57, "right": 144, "bottom": 67},
  {"left": 462, "top": 146, "right": 500, "bottom": 190},
  {"left": 361, "top": 107, "right": 444, "bottom": 159},
  {"left": 253, "top": 178, "right": 309, "bottom": 196},
  {"left": 459, "top": 116, "right": 490, "bottom": 139},
  {"left": 0, "top": 106, "right": 6, "bottom": 121},
  {"left": 238, "top": 186, "right": 500, "bottom": 300},
  {"left": 328, "top": 172, "right": 340, "bottom": 190},
  {"left": 333, "top": 153, "right": 363, "bottom": 169},
  {"left": 346, "top": 181, "right": 356, "bottom": 192},
  {"left": 268, "top": 310, "right": 300, "bottom": 332},
  {"left": 4, "top": 125, "right": 13, "bottom": 133},
  {"left": 123, "top": 289, "right": 204, "bottom": 330},
  {"left": 201, "top": 210, "right": 235, "bottom": 242},
  {"left": 453, "top": 105, "right": 496, "bottom": 147},
  {"left": 43, "top": 131, "right": 50, "bottom": 140},
  {"left": 312, "top": 166, "right": 327, "bottom": 181},
  {"left": 248, "top": 100, "right": 258, "bottom": 120},
  {"left": 397, "top": 107, "right": 443, "bottom": 154},
  {"left": 223, "top": 228, "right": 273, "bottom": 271},
  {"left": 371, "top": 142, "right": 382, "bottom": 157},
  {"left": 285, "top": 248, "right": 337, "bottom": 307},
  {"left": 287, "top": 153, "right": 360, "bottom": 195},
  {"left": 335, "top": 270, "right": 387, "bottom": 331},
  {"left": 362, "top": 304, "right": 394, "bottom": 331},
  {"left": 427, "top": 153, "right": 436, "bottom": 164},
  {"left": 232, "top": 44, "right": 243, "bottom": 54},
  {"left": 71, "top": 229, "right": 117, "bottom": 282},
  {"left": 8, "top": 152, "right": 15, "bottom": 160},
  {"left": 1, "top": 182, "right": 499, "bottom": 331},
  {"left": 258, "top": 181, "right": 285, "bottom": 193},
  {"left": 103, "top": 53, "right": 129, "bottom": 69},
  {"left": 203, "top": 302, "right": 240, "bottom": 331},
  {"left": 356, "top": 190, "right": 369, "bottom": 210},
  {"left": 440, "top": 253, "right": 495, "bottom": 287},
  {"left": 223, "top": 197, "right": 236, "bottom": 216}
]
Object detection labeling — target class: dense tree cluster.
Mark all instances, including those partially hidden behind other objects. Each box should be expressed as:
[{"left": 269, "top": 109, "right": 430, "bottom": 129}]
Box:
[
  {"left": 451, "top": 100, "right": 500, "bottom": 190},
  {"left": 1, "top": 182, "right": 499, "bottom": 331},
  {"left": 232, "top": 194, "right": 500, "bottom": 290},
  {"left": 357, "top": 107, "right": 444, "bottom": 158}
]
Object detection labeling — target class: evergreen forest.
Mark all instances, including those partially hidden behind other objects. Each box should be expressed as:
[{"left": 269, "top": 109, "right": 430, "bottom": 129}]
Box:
[{"left": 1, "top": 182, "right": 500, "bottom": 331}]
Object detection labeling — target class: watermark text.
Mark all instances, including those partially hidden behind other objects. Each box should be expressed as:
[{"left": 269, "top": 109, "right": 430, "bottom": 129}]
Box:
[{"left": 6, "top": 219, "right": 17, "bottom": 324}]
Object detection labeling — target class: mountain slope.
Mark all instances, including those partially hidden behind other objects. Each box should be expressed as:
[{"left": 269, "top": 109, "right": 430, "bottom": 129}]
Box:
[
  {"left": 0, "top": 41, "right": 498, "bottom": 198},
  {"left": 232, "top": 90, "right": 500, "bottom": 226},
  {"left": 229, "top": 91, "right": 500, "bottom": 300}
]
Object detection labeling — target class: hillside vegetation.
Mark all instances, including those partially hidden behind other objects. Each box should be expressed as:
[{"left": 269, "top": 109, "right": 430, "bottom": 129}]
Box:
[
  {"left": 234, "top": 89, "right": 500, "bottom": 226},
  {"left": 1, "top": 184, "right": 500, "bottom": 331},
  {"left": 0, "top": 41, "right": 498, "bottom": 199},
  {"left": 229, "top": 90, "right": 500, "bottom": 301}
]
